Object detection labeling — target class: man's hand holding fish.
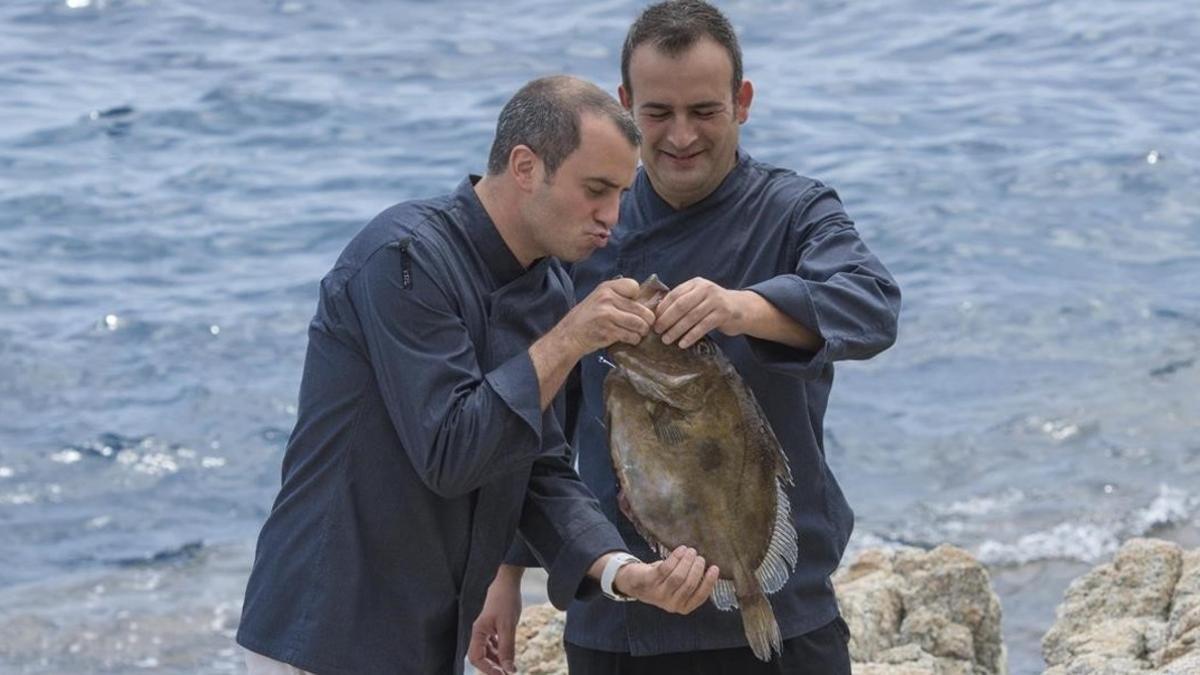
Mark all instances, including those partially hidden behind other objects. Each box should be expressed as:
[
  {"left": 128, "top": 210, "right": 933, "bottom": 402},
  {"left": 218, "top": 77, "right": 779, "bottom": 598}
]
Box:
[{"left": 470, "top": 547, "right": 718, "bottom": 675}]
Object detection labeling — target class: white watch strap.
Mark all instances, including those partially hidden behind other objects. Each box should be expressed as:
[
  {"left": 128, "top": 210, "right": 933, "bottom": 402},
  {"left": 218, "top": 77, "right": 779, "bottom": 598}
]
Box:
[{"left": 600, "top": 552, "right": 640, "bottom": 602}]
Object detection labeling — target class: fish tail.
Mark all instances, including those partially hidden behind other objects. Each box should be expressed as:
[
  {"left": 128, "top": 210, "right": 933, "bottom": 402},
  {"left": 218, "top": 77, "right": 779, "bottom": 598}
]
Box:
[{"left": 739, "top": 589, "right": 782, "bottom": 662}]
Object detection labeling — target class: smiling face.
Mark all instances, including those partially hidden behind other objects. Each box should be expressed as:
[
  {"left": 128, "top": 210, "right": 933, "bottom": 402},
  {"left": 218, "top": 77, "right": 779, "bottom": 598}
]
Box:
[
  {"left": 521, "top": 113, "right": 639, "bottom": 263},
  {"left": 620, "top": 37, "right": 753, "bottom": 210}
]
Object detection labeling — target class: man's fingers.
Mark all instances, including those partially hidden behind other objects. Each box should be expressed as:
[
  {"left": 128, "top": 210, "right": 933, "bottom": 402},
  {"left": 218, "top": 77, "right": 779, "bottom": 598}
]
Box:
[
  {"left": 654, "top": 546, "right": 687, "bottom": 581},
  {"left": 654, "top": 287, "right": 701, "bottom": 334},
  {"left": 662, "top": 303, "right": 708, "bottom": 345},
  {"left": 481, "top": 654, "right": 508, "bottom": 675},
  {"left": 670, "top": 553, "right": 707, "bottom": 605},
  {"left": 663, "top": 550, "right": 693, "bottom": 593},
  {"left": 617, "top": 328, "right": 646, "bottom": 346},
  {"left": 658, "top": 547, "right": 699, "bottom": 604},
  {"left": 605, "top": 277, "right": 641, "bottom": 298},
  {"left": 484, "top": 635, "right": 509, "bottom": 675},
  {"left": 654, "top": 286, "right": 681, "bottom": 320},
  {"left": 467, "top": 628, "right": 499, "bottom": 674},
  {"left": 658, "top": 278, "right": 700, "bottom": 310},
  {"left": 608, "top": 304, "right": 653, "bottom": 336},
  {"left": 466, "top": 633, "right": 485, "bottom": 669},
  {"left": 678, "top": 313, "right": 720, "bottom": 349},
  {"left": 497, "top": 620, "right": 516, "bottom": 670},
  {"left": 683, "top": 565, "right": 721, "bottom": 613},
  {"left": 612, "top": 296, "right": 657, "bottom": 326}
]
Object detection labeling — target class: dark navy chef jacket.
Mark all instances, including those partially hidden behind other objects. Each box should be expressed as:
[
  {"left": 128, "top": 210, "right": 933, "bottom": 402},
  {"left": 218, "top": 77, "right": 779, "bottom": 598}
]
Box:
[
  {"left": 550, "top": 150, "right": 901, "bottom": 655},
  {"left": 237, "top": 177, "right": 626, "bottom": 674}
]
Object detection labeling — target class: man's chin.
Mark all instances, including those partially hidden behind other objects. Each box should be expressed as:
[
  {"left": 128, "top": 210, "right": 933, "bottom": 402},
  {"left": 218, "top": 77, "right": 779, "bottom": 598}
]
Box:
[
  {"left": 559, "top": 247, "right": 597, "bottom": 264},
  {"left": 657, "top": 174, "right": 708, "bottom": 197},
  {"left": 650, "top": 159, "right": 701, "bottom": 180}
]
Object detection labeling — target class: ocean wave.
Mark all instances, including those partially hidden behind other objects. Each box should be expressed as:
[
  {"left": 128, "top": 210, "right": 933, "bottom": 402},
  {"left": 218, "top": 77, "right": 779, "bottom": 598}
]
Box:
[{"left": 973, "top": 484, "right": 1197, "bottom": 566}]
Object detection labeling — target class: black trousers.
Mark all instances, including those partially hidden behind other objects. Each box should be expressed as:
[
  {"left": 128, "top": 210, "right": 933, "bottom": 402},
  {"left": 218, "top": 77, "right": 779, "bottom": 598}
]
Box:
[{"left": 563, "top": 617, "right": 851, "bottom": 675}]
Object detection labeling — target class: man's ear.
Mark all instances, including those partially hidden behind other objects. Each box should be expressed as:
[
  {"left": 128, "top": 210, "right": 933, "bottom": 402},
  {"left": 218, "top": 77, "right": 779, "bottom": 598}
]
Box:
[
  {"left": 509, "top": 145, "right": 541, "bottom": 191},
  {"left": 618, "top": 84, "right": 633, "bottom": 111},
  {"left": 735, "top": 79, "right": 754, "bottom": 124}
]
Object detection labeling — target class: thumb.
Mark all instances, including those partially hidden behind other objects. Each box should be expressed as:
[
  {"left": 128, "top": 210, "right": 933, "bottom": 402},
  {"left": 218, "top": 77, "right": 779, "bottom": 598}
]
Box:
[{"left": 607, "top": 277, "right": 640, "bottom": 298}]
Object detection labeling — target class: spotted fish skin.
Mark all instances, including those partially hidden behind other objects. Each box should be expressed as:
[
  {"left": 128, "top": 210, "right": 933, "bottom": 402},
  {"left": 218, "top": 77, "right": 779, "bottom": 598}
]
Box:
[{"left": 604, "top": 275, "right": 798, "bottom": 661}]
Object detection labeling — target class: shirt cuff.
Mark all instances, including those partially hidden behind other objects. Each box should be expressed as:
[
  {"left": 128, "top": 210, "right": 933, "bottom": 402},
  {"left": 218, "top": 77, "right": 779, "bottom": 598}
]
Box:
[
  {"left": 744, "top": 276, "right": 837, "bottom": 378},
  {"left": 545, "top": 522, "right": 628, "bottom": 610},
  {"left": 484, "top": 350, "right": 544, "bottom": 447},
  {"left": 503, "top": 535, "right": 542, "bottom": 568}
]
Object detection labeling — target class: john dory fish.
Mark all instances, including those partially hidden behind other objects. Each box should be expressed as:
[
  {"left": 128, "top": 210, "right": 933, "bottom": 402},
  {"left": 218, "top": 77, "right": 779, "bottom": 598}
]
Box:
[{"left": 604, "top": 275, "right": 798, "bottom": 661}]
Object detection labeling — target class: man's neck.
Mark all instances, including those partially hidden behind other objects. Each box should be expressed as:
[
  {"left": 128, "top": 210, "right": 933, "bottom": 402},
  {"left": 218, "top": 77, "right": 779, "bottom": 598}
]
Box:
[{"left": 474, "top": 175, "right": 535, "bottom": 268}]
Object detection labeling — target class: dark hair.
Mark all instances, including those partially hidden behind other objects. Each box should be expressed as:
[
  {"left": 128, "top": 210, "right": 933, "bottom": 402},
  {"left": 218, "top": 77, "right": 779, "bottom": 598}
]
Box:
[
  {"left": 487, "top": 75, "right": 641, "bottom": 177},
  {"left": 620, "top": 0, "right": 743, "bottom": 99}
]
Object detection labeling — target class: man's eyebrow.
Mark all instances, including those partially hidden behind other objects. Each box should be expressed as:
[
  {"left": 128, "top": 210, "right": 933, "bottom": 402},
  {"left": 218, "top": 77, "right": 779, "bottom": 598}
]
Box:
[
  {"left": 638, "top": 100, "right": 726, "bottom": 111},
  {"left": 585, "top": 177, "right": 622, "bottom": 188}
]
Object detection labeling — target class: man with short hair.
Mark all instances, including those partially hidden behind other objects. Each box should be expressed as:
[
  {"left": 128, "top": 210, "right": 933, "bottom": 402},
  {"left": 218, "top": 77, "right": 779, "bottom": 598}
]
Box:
[
  {"left": 236, "top": 75, "right": 718, "bottom": 675},
  {"left": 472, "top": 3, "right": 901, "bottom": 673}
]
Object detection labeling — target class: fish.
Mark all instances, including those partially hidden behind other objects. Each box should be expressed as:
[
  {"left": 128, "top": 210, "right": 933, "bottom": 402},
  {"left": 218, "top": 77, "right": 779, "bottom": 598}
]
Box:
[{"left": 603, "top": 274, "right": 798, "bottom": 661}]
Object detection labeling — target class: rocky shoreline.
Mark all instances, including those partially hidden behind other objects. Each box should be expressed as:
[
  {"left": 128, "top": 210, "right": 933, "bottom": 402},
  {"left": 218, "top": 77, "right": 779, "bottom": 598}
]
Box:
[{"left": 513, "top": 539, "right": 1200, "bottom": 674}]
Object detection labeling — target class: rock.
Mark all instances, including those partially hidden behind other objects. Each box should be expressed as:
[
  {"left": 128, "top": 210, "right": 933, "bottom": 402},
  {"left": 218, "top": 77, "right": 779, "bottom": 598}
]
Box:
[
  {"left": 1042, "top": 538, "right": 1200, "bottom": 673},
  {"left": 513, "top": 603, "right": 568, "bottom": 675},
  {"left": 1164, "top": 550, "right": 1200, "bottom": 663},
  {"left": 835, "top": 548, "right": 905, "bottom": 659},
  {"left": 835, "top": 544, "right": 1006, "bottom": 675},
  {"left": 511, "top": 545, "right": 1006, "bottom": 674},
  {"left": 510, "top": 539, "right": 1200, "bottom": 675}
]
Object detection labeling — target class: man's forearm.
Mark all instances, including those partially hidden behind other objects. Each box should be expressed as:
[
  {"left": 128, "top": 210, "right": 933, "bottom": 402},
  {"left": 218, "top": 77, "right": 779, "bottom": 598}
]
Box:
[
  {"left": 528, "top": 328, "right": 585, "bottom": 410},
  {"left": 733, "top": 290, "right": 823, "bottom": 351},
  {"left": 493, "top": 563, "right": 526, "bottom": 586}
]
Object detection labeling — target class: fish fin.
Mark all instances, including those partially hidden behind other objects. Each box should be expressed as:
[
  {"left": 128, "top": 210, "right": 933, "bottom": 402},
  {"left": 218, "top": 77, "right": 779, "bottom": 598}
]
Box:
[
  {"left": 647, "top": 402, "right": 686, "bottom": 446},
  {"left": 733, "top": 379, "right": 793, "bottom": 485},
  {"left": 637, "top": 533, "right": 670, "bottom": 560},
  {"left": 739, "top": 587, "right": 782, "bottom": 662},
  {"left": 754, "top": 479, "right": 799, "bottom": 594},
  {"left": 712, "top": 579, "right": 739, "bottom": 610},
  {"left": 622, "top": 366, "right": 703, "bottom": 410}
]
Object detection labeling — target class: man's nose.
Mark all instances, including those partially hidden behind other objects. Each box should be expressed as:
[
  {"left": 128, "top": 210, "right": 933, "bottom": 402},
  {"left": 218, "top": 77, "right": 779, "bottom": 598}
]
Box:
[
  {"left": 666, "top": 117, "right": 698, "bottom": 150},
  {"left": 596, "top": 193, "right": 620, "bottom": 228}
]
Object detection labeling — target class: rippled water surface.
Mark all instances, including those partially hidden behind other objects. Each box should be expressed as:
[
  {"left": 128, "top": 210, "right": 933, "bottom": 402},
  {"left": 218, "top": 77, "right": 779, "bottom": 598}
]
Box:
[{"left": 2, "top": 1, "right": 1198, "bottom": 673}]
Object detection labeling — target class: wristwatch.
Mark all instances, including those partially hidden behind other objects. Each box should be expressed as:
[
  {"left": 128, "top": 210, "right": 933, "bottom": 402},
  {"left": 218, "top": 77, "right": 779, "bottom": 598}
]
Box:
[{"left": 600, "top": 552, "right": 640, "bottom": 602}]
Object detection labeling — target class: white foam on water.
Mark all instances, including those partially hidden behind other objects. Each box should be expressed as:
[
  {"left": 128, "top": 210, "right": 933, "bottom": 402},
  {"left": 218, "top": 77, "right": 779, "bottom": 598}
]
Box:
[
  {"left": 50, "top": 449, "right": 83, "bottom": 464},
  {"left": 1130, "top": 483, "right": 1193, "bottom": 532},
  {"left": 1020, "top": 414, "right": 1098, "bottom": 443},
  {"left": 976, "top": 522, "right": 1119, "bottom": 566},
  {"left": 842, "top": 531, "right": 919, "bottom": 565},
  {"left": 972, "top": 483, "right": 1198, "bottom": 566},
  {"left": 936, "top": 488, "right": 1026, "bottom": 517}
]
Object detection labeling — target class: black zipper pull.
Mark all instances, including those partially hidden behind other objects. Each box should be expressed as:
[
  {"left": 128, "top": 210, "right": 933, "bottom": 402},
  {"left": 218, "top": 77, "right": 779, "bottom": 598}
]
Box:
[{"left": 390, "top": 237, "right": 413, "bottom": 290}]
